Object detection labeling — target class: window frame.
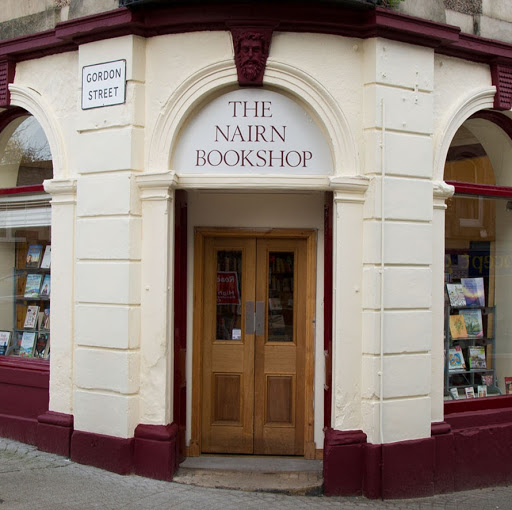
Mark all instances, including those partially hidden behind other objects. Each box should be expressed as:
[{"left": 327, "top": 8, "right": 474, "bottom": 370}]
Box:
[
  {"left": 444, "top": 112, "right": 512, "bottom": 413},
  {"left": 0, "top": 108, "right": 50, "bottom": 370}
]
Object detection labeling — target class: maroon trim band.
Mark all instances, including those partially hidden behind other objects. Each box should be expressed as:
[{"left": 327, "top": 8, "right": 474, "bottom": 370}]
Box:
[
  {"left": 0, "top": 357, "right": 49, "bottom": 373},
  {"left": 446, "top": 180, "right": 512, "bottom": 198},
  {"left": 0, "top": 185, "right": 45, "bottom": 195},
  {"left": 0, "top": 4, "right": 510, "bottom": 69},
  {"left": 324, "top": 192, "right": 333, "bottom": 429}
]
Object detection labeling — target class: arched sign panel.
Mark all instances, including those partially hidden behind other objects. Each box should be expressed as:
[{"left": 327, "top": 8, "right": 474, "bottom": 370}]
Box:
[{"left": 173, "top": 89, "right": 333, "bottom": 175}]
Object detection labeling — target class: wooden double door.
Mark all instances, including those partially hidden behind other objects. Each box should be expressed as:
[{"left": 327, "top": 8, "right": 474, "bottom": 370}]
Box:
[{"left": 200, "top": 234, "right": 308, "bottom": 456}]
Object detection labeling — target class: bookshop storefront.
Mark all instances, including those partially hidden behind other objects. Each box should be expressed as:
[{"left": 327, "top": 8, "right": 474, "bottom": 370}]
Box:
[
  {"left": 5, "top": 0, "right": 512, "bottom": 500},
  {"left": 0, "top": 109, "right": 53, "bottom": 443}
]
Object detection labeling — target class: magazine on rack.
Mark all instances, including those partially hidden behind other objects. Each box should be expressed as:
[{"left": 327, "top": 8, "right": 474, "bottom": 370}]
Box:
[
  {"left": 468, "top": 346, "right": 486, "bottom": 370},
  {"left": 465, "top": 386, "right": 476, "bottom": 398},
  {"left": 38, "top": 308, "right": 50, "bottom": 331},
  {"left": 33, "top": 333, "right": 50, "bottom": 359},
  {"left": 449, "top": 315, "right": 467, "bottom": 339},
  {"left": 40, "top": 274, "right": 50, "bottom": 298},
  {"left": 24, "top": 274, "right": 43, "bottom": 298},
  {"left": 460, "top": 309, "right": 483, "bottom": 338},
  {"left": 25, "top": 244, "right": 43, "bottom": 268},
  {"left": 23, "top": 305, "right": 39, "bottom": 329},
  {"left": 40, "top": 245, "right": 51, "bottom": 269},
  {"left": 505, "top": 377, "right": 512, "bottom": 394},
  {"left": 0, "top": 331, "right": 10, "bottom": 355},
  {"left": 446, "top": 283, "right": 466, "bottom": 307},
  {"left": 460, "top": 277, "right": 485, "bottom": 307},
  {"left": 19, "top": 331, "right": 36, "bottom": 357},
  {"left": 448, "top": 346, "right": 466, "bottom": 371}
]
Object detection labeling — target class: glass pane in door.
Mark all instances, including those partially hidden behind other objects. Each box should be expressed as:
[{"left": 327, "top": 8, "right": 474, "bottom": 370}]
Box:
[
  {"left": 216, "top": 250, "right": 242, "bottom": 340},
  {"left": 267, "top": 252, "right": 294, "bottom": 342}
]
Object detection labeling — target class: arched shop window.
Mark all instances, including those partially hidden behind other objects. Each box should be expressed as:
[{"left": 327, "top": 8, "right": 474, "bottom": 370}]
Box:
[
  {"left": 0, "top": 110, "right": 52, "bottom": 360},
  {"left": 444, "top": 113, "right": 512, "bottom": 400}
]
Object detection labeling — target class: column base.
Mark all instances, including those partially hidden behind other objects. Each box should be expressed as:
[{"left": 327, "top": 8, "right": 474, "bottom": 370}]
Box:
[
  {"left": 37, "top": 411, "right": 73, "bottom": 456},
  {"left": 70, "top": 430, "right": 134, "bottom": 475},
  {"left": 134, "top": 423, "right": 179, "bottom": 481}
]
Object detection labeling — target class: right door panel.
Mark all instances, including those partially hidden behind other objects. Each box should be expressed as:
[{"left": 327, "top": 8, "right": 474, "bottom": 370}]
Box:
[{"left": 254, "top": 238, "right": 306, "bottom": 455}]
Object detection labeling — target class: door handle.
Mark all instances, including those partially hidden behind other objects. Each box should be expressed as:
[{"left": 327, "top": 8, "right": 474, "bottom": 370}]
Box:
[
  {"left": 255, "top": 301, "right": 265, "bottom": 335},
  {"left": 245, "top": 301, "right": 255, "bottom": 335}
]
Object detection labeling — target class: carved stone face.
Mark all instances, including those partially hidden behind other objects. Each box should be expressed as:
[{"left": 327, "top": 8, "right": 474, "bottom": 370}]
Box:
[{"left": 238, "top": 36, "right": 265, "bottom": 81}]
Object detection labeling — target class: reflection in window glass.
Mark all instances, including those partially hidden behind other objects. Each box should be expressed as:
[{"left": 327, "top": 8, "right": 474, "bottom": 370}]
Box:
[
  {"left": 0, "top": 116, "right": 52, "bottom": 188},
  {"left": 216, "top": 250, "right": 242, "bottom": 340},
  {"left": 267, "top": 252, "right": 294, "bottom": 342}
]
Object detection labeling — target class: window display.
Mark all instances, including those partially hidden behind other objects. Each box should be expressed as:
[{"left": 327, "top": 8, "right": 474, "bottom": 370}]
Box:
[
  {"left": 444, "top": 123, "right": 512, "bottom": 398},
  {"left": 0, "top": 112, "right": 52, "bottom": 361},
  {"left": 1, "top": 228, "right": 51, "bottom": 358}
]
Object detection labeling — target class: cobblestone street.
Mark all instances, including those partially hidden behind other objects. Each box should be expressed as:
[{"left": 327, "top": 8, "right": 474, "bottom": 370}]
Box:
[{"left": 0, "top": 438, "right": 509, "bottom": 510}]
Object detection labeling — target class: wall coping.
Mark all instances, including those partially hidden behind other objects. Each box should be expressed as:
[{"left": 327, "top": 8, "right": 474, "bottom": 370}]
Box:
[{"left": 0, "top": 4, "right": 511, "bottom": 67}]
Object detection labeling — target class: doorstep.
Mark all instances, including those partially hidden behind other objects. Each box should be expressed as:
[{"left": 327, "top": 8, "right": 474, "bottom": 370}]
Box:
[{"left": 173, "top": 456, "right": 323, "bottom": 495}]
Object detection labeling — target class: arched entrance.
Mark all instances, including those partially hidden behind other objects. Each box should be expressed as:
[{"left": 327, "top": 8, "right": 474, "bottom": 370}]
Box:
[{"left": 173, "top": 87, "right": 333, "bottom": 458}]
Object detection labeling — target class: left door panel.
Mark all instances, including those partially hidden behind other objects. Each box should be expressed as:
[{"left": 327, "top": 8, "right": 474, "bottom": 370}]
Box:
[{"left": 201, "top": 237, "right": 256, "bottom": 453}]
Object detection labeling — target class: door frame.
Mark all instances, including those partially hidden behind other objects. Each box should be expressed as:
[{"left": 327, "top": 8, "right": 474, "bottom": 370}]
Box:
[{"left": 189, "top": 227, "right": 317, "bottom": 459}]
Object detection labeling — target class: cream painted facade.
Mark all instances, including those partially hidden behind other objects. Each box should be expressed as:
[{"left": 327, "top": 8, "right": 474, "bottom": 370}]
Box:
[{"left": 2, "top": 22, "right": 494, "bottom": 451}]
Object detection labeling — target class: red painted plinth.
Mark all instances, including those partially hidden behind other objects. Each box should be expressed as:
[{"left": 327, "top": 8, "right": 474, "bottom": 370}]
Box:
[
  {"left": 71, "top": 430, "right": 134, "bottom": 475},
  {"left": 363, "top": 444, "right": 382, "bottom": 499},
  {"left": 452, "top": 425, "right": 512, "bottom": 491},
  {"left": 37, "top": 411, "right": 73, "bottom": 457},
  {"left": 134, "top": 423, "right": 179, "bottom": 481},
  {"left": 324, "top": 426, "right": 450, "bottom": 499},
  {"left": 0, "top": 359, "right": 49, "bottom": 444},
  {"left": 325, "top": 412, "right": 512, "bottom": 499},
  {"left": 323, "top": 429, "right": 367, "bottom": 496},
  {"left": 381, "top": 437, "right": 435, "bottom": 499}
]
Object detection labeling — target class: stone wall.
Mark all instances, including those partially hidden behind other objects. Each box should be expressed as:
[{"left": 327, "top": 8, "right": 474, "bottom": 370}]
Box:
[
  {"left": 3, "top": 0, "right": 512, "bottom": 45},
  {"left": 0, "top": 0, "right": 118, "bottom": 41}
]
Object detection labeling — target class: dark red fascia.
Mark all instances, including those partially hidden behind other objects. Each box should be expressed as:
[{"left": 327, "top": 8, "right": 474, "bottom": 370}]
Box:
[
  {"left": 2, "top": 2, "right": 512, "bottom": 107},
  {"left": 0, "top": 3, "right": 511, "bottom": 65}
]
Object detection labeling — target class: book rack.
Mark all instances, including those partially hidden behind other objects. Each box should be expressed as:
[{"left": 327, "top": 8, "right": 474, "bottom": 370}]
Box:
[
  {"left": 4, "top": 240, "right": 50, "bottom": 359},
  {"left": 444, "top": 304, "right": 499, "bottom": 399}
]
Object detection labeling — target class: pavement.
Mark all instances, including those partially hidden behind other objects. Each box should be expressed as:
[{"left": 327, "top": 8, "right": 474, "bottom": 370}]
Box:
[{"left": 1, "top": 437, "right": 511, "bottom": 509}]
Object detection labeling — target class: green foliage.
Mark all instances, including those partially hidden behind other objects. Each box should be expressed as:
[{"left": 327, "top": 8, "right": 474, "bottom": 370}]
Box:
[{"left": 381, "top": 0, "right": 405, "bottom": 7}]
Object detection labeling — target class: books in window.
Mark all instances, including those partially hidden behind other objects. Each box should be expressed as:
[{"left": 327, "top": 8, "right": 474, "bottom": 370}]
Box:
[
  {"left": 38, "top": 308, "right": 50, "bottom": 331},
  {"left": 477, "top": 385, "right": 488, "bottom": 398},
  {"left": 446, "top": 283, "right": 466, "bottom": 307},
  {"left": 459, "top": 309, "right": 483, "bottom": 338},
  {"left": 505, "top": 376, "right": 512, "bottom": 395},
  {"left": 0, "top": 331, "right": 10, "bottom": 355},
  {"left": 268, "top": 298, "right": 282, "bottom": 311},
  {"left": 449, "top": 387, "right": 459, "bottom": 400},
  {"left": 24, "top": 274, "right": 43, "bottom": 298},
  {"left": 18, "top": 331, "right": 36, "bottom": 357},
  {"left": 448, "top": 345, "right": 466, "bottom": 371},
  {"left": 40, "top": 245, "right": 51, "bottom": 269},
  {"left": 468, "top": 346, "right": 486, "bottom": 370},
  {"left": 269, "top": 314, "right": 286, "bottom": 329},
  {"left": 40, "top": 274, "right": 50, "bottom": 298},
  {"left": 33, "top": 333, "right": 50, "bottom": 359},
  {"left": 25, "top": 244, "right": 43, "bottom": 268},
  {"left": 23, "top": 305, "right": 40, "bottom": 329},
  {"left": 449, "top": 315, "right": 467, "bottom": 339},
  {"left": 460, "top": 277, "right": 485, "bottom": 307},
  {"left": 465, "top": 386, "right": 476, "bottom": 398}
]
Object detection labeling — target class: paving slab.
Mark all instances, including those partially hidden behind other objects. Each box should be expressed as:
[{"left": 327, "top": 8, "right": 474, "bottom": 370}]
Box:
[
  {"left": 175, "top": 455, "right": 323, "bottom": 495},
  {"left": 0, "top": 437, "right": 511, "bottom": 510}
]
